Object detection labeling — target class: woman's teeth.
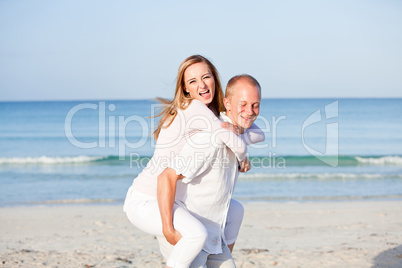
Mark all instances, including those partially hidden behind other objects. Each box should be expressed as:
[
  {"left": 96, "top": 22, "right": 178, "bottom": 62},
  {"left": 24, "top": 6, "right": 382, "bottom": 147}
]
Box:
[{"left": 199, "top": 90, "right": 209, "bottom": 96}]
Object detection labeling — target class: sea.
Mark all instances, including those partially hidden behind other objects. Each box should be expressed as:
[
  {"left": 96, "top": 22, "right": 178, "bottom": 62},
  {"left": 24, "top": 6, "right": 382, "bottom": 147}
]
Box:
[{"left": 0, "top": 98, "right": 401, "bottom": 206}]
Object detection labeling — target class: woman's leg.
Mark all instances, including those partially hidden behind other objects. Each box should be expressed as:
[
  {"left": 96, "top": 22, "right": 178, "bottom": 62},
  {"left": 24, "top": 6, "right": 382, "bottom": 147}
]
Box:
[
  {"left": 125, "top": 189, "right": 207, "bottom": 268},
  {"left": 164, "top": 205, "right": 207, "bottom": 268},
  {"left": 224, "top": 199, "right": 244, "bottom": 252}
]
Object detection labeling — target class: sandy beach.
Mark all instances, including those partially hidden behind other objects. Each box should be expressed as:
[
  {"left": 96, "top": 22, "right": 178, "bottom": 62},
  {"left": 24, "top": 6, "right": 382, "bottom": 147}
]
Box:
[{"left": 1, "top": 201, "right": 401, "bottom": 268}]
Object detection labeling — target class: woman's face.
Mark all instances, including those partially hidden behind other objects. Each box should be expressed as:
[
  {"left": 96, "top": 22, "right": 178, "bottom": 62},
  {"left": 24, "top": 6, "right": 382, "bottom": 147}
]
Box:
[{"left": 183, "top": 62, "right": 215, "bottom": 105}]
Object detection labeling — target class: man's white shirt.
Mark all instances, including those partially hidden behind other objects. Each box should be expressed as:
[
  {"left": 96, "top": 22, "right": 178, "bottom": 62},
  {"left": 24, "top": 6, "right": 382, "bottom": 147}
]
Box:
[{"left": 169, "top": 112, "right": 242, "bottom": 254}]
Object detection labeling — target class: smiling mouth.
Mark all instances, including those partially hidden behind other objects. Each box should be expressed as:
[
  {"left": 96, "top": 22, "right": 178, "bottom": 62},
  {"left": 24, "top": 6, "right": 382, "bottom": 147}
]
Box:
[
  {"left": 199, "top": 89, "right": 210, "bottom": 96},
  {"left": 241, "top": 115, "right": 256, "bottom": 121}
]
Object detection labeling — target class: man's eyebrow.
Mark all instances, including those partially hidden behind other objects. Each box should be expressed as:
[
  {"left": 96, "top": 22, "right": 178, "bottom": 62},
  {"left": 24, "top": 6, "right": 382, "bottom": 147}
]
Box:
[{"left": 238, "top": 100, "right": 260, "bottom": 104}]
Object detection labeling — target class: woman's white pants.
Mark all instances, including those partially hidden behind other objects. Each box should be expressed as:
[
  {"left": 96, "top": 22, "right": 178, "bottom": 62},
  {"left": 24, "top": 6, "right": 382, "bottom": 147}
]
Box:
[{"left": 124, "top": 188, "right": 244, "bottom": 268}]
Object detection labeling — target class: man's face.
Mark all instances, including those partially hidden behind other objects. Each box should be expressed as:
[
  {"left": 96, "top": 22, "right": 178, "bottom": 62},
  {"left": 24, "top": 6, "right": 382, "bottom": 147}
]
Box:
[{"left": 224, "top": 79, "right": 261, "bottom": 132}]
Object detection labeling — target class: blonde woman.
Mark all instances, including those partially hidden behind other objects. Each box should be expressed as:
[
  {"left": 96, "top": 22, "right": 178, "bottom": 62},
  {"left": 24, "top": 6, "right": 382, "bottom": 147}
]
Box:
[{"left": 123, "top": 55, "right": 263, "bottom": 268}]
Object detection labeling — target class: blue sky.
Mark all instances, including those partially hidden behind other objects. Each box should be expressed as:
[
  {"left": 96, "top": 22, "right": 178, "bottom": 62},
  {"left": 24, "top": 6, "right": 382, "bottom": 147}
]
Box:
[{"left": 0, "top": 0, "right": 401, "bottom": 101}]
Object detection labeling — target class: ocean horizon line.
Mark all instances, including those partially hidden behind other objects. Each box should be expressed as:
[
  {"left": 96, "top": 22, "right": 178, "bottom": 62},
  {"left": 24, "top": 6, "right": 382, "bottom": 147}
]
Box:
[{"left": 1, "top": 96, "right": 402, "bottom": 103}]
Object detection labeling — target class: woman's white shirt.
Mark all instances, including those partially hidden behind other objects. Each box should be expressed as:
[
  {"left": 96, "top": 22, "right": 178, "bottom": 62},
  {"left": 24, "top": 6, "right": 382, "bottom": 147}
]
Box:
[{"left": 129, "top": 99, "right": 249, "bottom": 197}]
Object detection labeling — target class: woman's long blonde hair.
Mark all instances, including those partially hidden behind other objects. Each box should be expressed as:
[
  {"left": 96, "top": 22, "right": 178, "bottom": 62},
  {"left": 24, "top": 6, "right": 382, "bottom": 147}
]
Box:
[{"left": 153, "top": 55, "right": 224, "bottom": 140}]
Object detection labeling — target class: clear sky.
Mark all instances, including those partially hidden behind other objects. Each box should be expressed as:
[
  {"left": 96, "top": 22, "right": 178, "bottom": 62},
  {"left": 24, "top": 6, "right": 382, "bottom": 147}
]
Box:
[{"left": 1, "top": 0, "right": 401, "bottom": 101}]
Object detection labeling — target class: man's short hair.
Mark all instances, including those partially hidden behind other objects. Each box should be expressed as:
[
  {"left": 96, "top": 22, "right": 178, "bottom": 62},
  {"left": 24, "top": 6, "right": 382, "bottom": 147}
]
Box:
[{"left": 225, "top": 74, "right": 261, "bottom": 99}]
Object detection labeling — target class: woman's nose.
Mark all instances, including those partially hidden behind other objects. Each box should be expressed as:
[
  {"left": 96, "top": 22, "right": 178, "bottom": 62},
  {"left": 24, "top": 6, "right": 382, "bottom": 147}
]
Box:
[{"left": 199, "top": 80, "right": 206, "bottom": 88}]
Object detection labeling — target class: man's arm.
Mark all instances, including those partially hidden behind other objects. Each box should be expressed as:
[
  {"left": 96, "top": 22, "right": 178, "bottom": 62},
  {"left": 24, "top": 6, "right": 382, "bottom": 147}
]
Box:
[{"left": 157, "top": 168, "right": 184, "bottom": 245}]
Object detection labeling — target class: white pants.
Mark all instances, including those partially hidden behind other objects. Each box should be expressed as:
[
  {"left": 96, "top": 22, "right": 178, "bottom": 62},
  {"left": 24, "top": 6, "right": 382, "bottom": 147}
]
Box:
[
  {"left": 124, "top": 187, "right": 244, "bottom": 268},
  {"left": 158, "top": 239, "right": 236, "bottom": 268},
  {"left": 190, "top": 246, "right": 236, "bottom": 268}
]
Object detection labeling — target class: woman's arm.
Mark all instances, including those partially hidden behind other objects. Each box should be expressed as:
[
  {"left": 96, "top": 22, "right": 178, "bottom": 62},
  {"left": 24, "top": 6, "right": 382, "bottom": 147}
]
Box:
[
  {"left": 184, "top": 100, "right": 247, "bottom": 161},
  {"left": 157, "top": 168, "right": 184, "bottom": 245},
  {"left": 240, "top": 122, "right": 265, "bottom": 145},
  {"left": 221, "top": 122, "right": 265, "bottom": 145}
]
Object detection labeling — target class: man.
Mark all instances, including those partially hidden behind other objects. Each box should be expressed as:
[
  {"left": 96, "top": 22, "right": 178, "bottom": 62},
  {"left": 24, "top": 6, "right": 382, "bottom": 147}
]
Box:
[{"left": 158, "top": 74, "right": 262, "bottom": 268}]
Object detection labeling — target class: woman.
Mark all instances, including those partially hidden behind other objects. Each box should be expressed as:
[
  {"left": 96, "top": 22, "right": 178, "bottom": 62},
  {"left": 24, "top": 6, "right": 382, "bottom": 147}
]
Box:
[{"left": 124, "top": 55, "right": 262, "bottom": 268}]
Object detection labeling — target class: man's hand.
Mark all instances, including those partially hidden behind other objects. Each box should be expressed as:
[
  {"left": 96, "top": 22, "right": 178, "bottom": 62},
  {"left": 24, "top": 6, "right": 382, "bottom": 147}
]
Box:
[
  {"left": 238, "top": 156, "right": 250, "bottom": 173},
  {"left": 163, "top": 228, "right": 183, "bottom": 246},
  {"left": 221, "top": 122, "right": 240, "bottom": 135}
]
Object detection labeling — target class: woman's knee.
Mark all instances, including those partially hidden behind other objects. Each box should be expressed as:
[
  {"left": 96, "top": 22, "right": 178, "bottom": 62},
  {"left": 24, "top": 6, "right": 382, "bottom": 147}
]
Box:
[
  {"left": 173, "top": 206, "right": 208, "bottom": 242},
  {"left": 192, "top": 222, "right": 208, "bottom": 241},
  {"left": 181, "top": 219, "right": 208, "bottom": 244}
]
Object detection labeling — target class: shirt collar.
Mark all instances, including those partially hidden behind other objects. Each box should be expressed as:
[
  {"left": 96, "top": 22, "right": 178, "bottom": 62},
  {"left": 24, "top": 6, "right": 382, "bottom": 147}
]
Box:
[{"left": 219, "top": 111, "right": 233, "bottom": 124}]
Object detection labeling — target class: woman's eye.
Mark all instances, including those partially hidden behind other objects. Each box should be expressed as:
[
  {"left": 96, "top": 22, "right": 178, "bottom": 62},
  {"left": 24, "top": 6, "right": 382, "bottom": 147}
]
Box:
[{"left": 189, "top": 80, "right": 195, "bottom": 84}]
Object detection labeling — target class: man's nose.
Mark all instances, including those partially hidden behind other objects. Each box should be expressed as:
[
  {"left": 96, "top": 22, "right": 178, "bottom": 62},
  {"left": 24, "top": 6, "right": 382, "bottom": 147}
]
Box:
[{"left": 245, "top": 105, "right": 254, "bottom": 115}]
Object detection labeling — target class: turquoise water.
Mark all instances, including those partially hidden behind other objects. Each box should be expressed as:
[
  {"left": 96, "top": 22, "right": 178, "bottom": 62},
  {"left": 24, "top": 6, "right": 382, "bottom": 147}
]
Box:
[{"left": 0, "top": 99, "right": 401, "bottom": 206}]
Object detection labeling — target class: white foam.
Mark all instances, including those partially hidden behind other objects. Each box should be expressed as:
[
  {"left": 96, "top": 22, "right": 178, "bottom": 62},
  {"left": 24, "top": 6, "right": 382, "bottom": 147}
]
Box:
[
  {"left": 355, "top": 156, "right": 402, "bottom": 166},
  {"left": 238, "top": 172, "right": 402, "bottom": 181},
  {"left": 0, "top": 156, "right": 106, "bottom": 165},
  {"left": 30, "top": 198, "right": 117, "bottom": 204}
]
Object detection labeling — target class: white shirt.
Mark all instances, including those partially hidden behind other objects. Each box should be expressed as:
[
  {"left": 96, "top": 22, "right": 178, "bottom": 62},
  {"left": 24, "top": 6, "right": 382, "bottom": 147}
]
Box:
[
  {"left": 130, "top": 100, "right": 248, "bottom": 197},
  {"left": 169, "top": 112, "right": 260, "bottom": 254},
  {"left": 129, "top": 99, "right": 266, "bottom": 198}
]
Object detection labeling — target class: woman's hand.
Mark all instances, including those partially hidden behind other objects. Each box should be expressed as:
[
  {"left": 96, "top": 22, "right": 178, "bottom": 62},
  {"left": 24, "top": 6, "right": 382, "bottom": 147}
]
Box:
[
  {"left": 221, "top": 122, "right": 240, "bottom": 136},
  {"left": 163, "top": 228, "right": 183, "bottom": 245},
  {"left": 238, "top": 156, "right": 250, "bottom": 173}
]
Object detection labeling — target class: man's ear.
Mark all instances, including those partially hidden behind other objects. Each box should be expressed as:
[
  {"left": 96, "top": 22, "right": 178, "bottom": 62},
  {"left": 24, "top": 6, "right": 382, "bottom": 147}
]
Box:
[{"left": 223, "top": 97, "right": 231, "bottom": 111}]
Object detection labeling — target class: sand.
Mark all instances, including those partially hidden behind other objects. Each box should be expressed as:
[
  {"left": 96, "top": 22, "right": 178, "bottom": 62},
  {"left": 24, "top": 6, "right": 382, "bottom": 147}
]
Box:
[{"left": 1, "top": 201, "right": 402, "bottom": 268}]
